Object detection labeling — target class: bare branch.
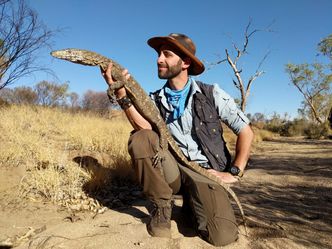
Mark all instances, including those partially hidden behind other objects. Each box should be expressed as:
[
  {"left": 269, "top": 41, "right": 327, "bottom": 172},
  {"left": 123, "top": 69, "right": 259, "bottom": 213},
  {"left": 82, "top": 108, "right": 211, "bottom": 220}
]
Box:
[
  {"left": 0, "top": 0, "right": 56, "bottom": 90},
  {"left": 247, "top": 71, "right": 264, "bottom": 93},
  {"left": 207, "top": 18, "right": 273, "bottom": 112}
]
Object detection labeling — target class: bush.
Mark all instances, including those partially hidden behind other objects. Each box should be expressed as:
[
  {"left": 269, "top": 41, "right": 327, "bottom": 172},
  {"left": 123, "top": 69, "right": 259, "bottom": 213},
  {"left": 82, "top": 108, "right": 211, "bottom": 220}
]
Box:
[
  {"left": 281, "top": 119, "right": 308, "bottom": 137},
  {"left": 251, "top": 126, "right": 278, "bottom": 142},
  {"left": 0, "top": 105, "right": 133, "bottom": 203},
  {"left": 0, "top": 97, "right": 9, "bottom": 107},
  {"left": 304, "top": 122, "right": 330, "bottom": 139}
]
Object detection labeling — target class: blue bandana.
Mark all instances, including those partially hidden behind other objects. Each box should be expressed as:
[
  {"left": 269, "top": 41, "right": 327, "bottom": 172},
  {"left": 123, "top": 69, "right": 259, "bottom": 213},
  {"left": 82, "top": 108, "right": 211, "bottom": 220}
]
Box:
[{"left": 164, "top": 79, "right": 191, "bottom": 119}]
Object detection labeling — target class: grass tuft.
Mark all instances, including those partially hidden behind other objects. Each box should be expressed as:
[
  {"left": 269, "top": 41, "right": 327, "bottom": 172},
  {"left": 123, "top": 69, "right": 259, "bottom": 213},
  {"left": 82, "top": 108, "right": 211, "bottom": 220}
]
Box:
[{"left": 0, "top": 105, "right": 133, "bottom": 203}]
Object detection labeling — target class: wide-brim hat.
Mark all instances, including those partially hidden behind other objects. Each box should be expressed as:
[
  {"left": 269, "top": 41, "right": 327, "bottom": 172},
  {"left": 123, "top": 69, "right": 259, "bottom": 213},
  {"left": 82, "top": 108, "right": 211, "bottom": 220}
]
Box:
[{"left": 147, "top": 33, "right": 205, "bottom": 75}]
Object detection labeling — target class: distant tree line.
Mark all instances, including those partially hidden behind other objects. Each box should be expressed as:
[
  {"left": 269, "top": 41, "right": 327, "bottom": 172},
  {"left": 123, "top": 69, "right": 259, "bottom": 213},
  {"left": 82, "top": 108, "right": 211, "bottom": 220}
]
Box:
[
  {"left": 0, "top": 81, "right": 329, "bottom": 138},
  {"left": 247, "top": 112, "right": 330, "bottom": 139},
  {"left": 0, "top": 81, "right": 118, "bottom": 115},
  {"left": 0, "top": 0, "right": 330, "bottom": 139}
]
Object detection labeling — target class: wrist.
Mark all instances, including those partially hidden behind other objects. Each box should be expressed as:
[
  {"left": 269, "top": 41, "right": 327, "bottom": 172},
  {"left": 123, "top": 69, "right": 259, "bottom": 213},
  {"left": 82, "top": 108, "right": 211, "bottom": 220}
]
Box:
[
  {"left": 117, "top": 95, "right": 132, "bottom": 110},
  {"left": 229, "top": 165, "right": 244, "bottom": 177},
  {"left": 115, "top": 87, "right": 126, "bottom": 99}
]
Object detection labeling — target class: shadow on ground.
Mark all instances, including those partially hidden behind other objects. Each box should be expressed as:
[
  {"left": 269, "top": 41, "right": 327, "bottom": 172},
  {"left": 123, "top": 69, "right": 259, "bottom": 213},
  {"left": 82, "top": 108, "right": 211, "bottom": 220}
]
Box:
[
  {"left": 232, "top": 142, "right": 332, "bottom": 249},
  {"left": 72, "top": 155, "right": 197, "bottom": 238},
  {"left": 71, "top": 137, "right": 332, "bottom": 249}
]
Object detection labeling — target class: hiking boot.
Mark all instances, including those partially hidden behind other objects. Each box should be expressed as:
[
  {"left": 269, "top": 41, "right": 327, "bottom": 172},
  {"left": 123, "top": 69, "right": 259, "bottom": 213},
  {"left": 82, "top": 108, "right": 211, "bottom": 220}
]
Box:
[
  {"left": 147, "top": 199, "right": 173, "bottom": 238},
  {"left": 180, "top": 193, "right": 197, "bottom": 227}
]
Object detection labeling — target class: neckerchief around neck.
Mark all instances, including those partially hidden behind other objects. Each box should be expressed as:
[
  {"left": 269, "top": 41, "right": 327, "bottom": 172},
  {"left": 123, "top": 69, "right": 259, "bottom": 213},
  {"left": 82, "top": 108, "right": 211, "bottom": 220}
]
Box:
[{"left": 164, "top": 79, "right": 191, "bottom": 120}]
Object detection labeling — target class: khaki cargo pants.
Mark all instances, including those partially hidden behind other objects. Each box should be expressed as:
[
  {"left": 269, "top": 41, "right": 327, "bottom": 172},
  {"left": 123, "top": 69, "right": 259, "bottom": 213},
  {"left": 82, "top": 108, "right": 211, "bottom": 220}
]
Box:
[{"left": 128, "top": 129, "right": 238, "bottom": 246}]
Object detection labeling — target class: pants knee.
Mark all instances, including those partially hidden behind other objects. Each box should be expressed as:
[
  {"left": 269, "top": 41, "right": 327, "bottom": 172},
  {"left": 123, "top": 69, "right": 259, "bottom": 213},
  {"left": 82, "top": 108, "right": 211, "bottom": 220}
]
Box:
[
  {"left": 128, "top": 129, "right": 160, "bottom": 159},
  {"left": 203, "top": 218, "right": 238, "bottom": 246},
  {"left": 179, "top": 166, "right": 238, "bottom": 246}
]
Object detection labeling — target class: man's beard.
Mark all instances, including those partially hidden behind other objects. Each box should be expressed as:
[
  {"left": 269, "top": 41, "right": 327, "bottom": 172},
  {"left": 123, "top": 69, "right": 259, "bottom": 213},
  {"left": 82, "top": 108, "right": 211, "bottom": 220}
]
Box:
[{"left": 158, "top": 59, "right": 182, "bottom": 79}]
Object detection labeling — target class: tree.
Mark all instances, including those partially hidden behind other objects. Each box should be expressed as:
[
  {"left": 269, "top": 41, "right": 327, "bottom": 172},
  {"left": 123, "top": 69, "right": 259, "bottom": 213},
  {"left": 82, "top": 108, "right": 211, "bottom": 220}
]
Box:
[
  {"left": 0, "top": 87, "right": 14, "bottom": 103},
  {"left": 286, "top": 34, "right": 332, "bottom": 124},
  {"left": 0, "top": 0, "right": 55, "bottom": 90},
  {"left": 35, "top": 81, "right": 69, "bottom": 107},
  {"left": 12, "top": 86, "right": 37, "bottom": 104},
  {"left": 209, "top": 18, "right": 273, "bottom": 112},
  {"left": 81, "top": 90, "right": 111, "bottom": 114},
  {"left": 252, "top": 112, "right": 266, "bottom": 123},
  {"left": 318, "top": 34, "right": 332, "bottom": 59},
  {"left": 68, "top": 92, "right": 80, "bottom": 109}
]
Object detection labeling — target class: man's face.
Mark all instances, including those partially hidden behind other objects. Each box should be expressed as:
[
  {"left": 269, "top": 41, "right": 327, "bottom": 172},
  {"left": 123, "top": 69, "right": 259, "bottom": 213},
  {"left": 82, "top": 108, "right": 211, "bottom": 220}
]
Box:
[{"left": 157, "top": 45, "right": 184, "bottom": 79}]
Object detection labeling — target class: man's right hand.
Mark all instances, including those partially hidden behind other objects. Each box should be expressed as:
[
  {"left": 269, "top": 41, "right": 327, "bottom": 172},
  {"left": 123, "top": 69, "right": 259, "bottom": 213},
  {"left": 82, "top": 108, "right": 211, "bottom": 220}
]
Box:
[
  {"left": 207, "top": 169, "right": 239, "bottom": 183},
  {"left": 101, "top": 62, "right": 130, "bottom": 99},
  {"left": 101, "top": 62, "right": 152, "bottom": 130}
]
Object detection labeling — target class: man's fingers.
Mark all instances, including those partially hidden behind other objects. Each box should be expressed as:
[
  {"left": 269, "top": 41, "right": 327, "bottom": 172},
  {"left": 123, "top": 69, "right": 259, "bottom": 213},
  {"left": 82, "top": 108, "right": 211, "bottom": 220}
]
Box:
[
  {"left": 106, "top": 62, "right": 113, "bottom": 73},
  {"left": 101, "top": 62, "right": 115, "bottom": 84},
  {"left": 122, "top": 69, "right": 131, "bottom": 80},
  {"left": 102, "top": 62, "right": 129, "bottom": 83}
]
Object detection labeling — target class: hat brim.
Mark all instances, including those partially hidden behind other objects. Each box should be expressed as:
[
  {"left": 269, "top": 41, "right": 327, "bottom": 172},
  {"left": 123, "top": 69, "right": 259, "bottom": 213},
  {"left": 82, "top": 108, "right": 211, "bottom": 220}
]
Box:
[{"left": 147, "top": 36, "right": 205, "bottom": 76}]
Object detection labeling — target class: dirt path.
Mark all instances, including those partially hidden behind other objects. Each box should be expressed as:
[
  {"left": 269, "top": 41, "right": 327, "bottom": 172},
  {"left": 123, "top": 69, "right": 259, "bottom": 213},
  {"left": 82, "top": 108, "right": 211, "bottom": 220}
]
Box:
[{"left": 1, "top": 137, "right": 331, "bottom": 249}]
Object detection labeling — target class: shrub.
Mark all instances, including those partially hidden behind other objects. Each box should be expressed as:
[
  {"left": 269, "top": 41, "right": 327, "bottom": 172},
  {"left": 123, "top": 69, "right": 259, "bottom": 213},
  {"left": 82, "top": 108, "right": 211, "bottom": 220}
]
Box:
[
  {"left": 0, "top": 97, "right": 9, "bottom": 107},
  {"left": 0, "top": 105, "right": 133, "bottom": 203},
  {"left": 304, "top": 122, "right": 330, "bottom": 139},
  {"left": 281, "top": 119, "right": 308, "bottom": 137}
]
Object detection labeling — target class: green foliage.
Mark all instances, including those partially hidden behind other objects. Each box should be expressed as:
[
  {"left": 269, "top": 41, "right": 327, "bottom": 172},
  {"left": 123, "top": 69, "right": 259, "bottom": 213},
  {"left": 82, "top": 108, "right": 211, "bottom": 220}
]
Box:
[
  {"left": 264, "top": 112, "right": 286, "bottom": 134},
  {"left": 318, "top": 34, "right": 332, "bottom": 59},
  {"left": 304, "top": 122, "right": 330, "bottom": 139},
  {"left": 285, "top": 62, "right": 331, "bottom": 124},
  {"left": 281, "top": 119, "right": 308, "bottom": 137},
  {"left": 285, "top": 34, "right": 332, "bottom": 125},
  {"left": 261, "top": 113, "right": 331, "bottom": 139}
]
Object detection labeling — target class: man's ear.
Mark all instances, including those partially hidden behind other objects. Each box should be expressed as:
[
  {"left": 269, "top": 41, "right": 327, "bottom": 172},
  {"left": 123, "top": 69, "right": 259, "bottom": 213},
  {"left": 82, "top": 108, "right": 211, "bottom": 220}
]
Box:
[{"left": 182, "top": 58, "right": 191, "bottom": 70}]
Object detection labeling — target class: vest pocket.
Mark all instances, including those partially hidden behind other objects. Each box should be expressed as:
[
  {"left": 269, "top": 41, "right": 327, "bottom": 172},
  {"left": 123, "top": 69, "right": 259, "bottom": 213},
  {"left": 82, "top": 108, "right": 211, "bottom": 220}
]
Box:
[{"left": 204, "top": 120, "right": 222, "bottom": 137}]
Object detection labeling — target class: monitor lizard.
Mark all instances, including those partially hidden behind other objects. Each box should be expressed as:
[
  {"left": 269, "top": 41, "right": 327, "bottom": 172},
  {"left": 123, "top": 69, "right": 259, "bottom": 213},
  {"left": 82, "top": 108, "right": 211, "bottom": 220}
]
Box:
[{"left": 51, "top": 48, "right": 247, "bottom": 234}]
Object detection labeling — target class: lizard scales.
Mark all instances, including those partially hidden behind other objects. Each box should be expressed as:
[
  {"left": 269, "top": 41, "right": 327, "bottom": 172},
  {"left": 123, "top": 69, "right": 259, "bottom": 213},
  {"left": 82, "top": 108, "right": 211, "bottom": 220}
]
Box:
[{"left": 51, "top": 48, "right": 247, "bottom": 233}]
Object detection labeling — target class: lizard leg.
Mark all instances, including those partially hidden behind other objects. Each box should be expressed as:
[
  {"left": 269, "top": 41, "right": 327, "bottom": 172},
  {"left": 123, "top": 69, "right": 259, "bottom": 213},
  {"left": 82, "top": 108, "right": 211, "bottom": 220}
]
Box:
[
  {"left": 152, "top": 150, "right": 167, "bottom": 167},
  {"left": 108, "top": 81, "right": 126, "bottom": 104},
  {"left": 107, "top": 87, "right": 117, "bottom": 104},
  {"left": 109, "top": 80, "right": 125, "bottom": 91},
  {"left": 152, "top": 136, "right": 169, "bottom": 167}
]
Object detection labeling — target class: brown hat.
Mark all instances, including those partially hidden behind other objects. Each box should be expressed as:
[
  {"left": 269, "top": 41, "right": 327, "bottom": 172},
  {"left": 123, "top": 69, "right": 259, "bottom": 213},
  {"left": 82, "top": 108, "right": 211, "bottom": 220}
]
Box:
[{"left": 147, "top": 33, "right": 205, "bottom": 75}]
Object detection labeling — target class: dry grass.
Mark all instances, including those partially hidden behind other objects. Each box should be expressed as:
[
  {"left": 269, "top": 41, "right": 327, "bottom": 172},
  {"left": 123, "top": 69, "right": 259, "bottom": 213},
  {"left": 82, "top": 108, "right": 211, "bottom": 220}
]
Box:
[
  {"left": 222, "top": 124, "right": 278, "bottom": 154},
  {"left": 0, "top": 105, "right": 275, "bottom": 205},
  {"left": 251, "top": 126, "right": 279, "bottom": 142},
  {"left": 0, "top": 105, "right": 133, "bottom": 203}
]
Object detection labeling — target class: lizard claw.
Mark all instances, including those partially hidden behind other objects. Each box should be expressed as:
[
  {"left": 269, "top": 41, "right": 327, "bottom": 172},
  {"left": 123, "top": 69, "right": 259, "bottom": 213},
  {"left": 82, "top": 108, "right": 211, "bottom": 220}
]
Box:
[
  {"left": 107, "top": 87, "right": 117, "bottom": 104},
  {"left": 152, "top": 150, "right": 165, "bottom": 167}
]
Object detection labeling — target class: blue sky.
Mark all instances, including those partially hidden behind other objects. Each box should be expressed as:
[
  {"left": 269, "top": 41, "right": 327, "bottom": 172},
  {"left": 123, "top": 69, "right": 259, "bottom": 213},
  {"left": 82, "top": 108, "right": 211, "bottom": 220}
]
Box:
[{"left": 18, "top": 0, "right": 332, "bottom": 118}]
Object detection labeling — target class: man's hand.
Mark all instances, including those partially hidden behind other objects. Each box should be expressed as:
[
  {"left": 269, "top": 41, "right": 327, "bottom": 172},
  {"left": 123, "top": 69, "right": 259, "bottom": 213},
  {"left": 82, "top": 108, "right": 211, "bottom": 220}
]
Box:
[
  {"left": 207, "top": 169, "right": 239, "bottom": 183},
  {"left": 100, "top": 62, "right": 130, "bottom": 99}
]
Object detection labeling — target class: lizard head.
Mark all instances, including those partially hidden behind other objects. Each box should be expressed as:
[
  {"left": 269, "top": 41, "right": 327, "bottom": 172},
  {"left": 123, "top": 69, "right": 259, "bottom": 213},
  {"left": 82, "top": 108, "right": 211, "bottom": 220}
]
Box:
[{"left": 50, "top": 48, "right": 92, "bottom": 66}]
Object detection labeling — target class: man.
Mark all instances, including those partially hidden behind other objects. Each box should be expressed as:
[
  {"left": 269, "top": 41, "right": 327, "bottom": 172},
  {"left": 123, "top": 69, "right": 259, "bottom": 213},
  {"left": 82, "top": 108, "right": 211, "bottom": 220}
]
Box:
[{"left": 101, "top": 33, "right": 254, "bottom": 246}]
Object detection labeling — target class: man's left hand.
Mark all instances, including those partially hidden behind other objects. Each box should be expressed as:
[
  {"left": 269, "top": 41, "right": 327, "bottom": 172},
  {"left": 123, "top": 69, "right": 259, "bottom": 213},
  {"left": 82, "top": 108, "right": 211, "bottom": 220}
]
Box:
[{"left": 207, "top": 169, "right": 239, "bottom": 183}]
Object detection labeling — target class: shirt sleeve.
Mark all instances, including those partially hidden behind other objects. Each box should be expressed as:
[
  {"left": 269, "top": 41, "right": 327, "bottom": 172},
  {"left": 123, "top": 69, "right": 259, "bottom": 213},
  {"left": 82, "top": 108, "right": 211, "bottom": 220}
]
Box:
[{"left": 212, "top": 84, "right": 250, "bottom": 135}]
